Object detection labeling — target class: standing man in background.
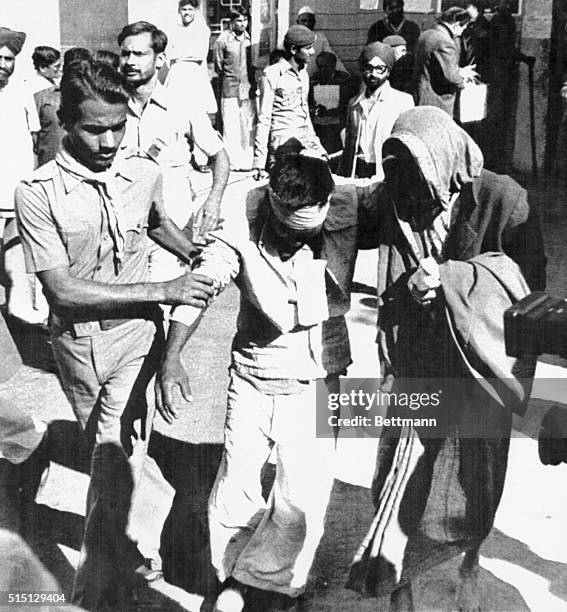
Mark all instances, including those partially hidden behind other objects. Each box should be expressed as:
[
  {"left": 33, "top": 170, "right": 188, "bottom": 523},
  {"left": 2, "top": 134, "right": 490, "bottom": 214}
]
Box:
[
  {"left": 214, "top": 7, "right": 256, "bottom": 171},
  {"left": 367, "top": 0, "right": 420, "bottom": 54},
  {"left": 253, "top": 25, "right": 325, "bottom": 179},
  {"left": 339, "top": 42, "right": 414, "bottom": 180},
  {"left": 166, "top": 0, "right": 217, "bottom": 173},
  {"left": 296, "top": 6, "right": 349, "bottom": 79},
  {"left": 118, "top": 21, "right": 229, "bottom": 285},
  {"left": 33, "top": 49, "right": 64, "bottom": 168},
  {"left": 0, "top": 27, "right": 47, "bottom": 326},
  {"left": 27, "top": 46, "right": 62, "bottom": 95},
  {"left": 414, "top": 7, "right": 477, "bottom": 118}
]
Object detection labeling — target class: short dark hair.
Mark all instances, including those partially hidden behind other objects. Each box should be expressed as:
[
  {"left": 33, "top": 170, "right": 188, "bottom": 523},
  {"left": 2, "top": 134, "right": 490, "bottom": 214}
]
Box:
[
  {"left": 93, "top": 49, "right": 120, "bottom": 70},
  {"left": 178, "top": 0, "right": 199, "bottom": 8},
  {"left": 117, "top": 21, "right": 168, "bottom": 54},
  {"left": 316, "top": 51, "right": 337, "bottom": 69},
  {"left": 63, "top": 47, "right": 91, "bottom": 72},
  {"left": 439, "top": 6, "right": 471, "bottom": 25},
  {"left": 58, "top": 58, "right": 128, "bottom": 128},
  {"left": 270, "top": 139, "right": 334, "bottom": 210},
  {"left": 32, "top": 46, "right": 60, "bottom": 70},
  {"left": 230, "top": 7, "right": 249, "bottom": 20},
  {"left": 384, "top": 0, "right": 404, "bottom": 9},
  {"left": 269, "top": 49, "right": 286, "bottom": 65}
]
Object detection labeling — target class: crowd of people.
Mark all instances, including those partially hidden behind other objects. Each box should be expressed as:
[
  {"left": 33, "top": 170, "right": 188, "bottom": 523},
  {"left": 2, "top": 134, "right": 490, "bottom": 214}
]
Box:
[{"left": 0, "top": 0, "right": 550, "bottom": 611}]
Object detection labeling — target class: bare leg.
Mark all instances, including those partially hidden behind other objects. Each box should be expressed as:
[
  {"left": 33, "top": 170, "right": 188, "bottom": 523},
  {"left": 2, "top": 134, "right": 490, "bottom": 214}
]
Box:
[
  {"left": 455, "top": 546, "right": 481, "bottom": 611},
  {"left": 389, "top": 583, "right": 414, "bottom": 612}
]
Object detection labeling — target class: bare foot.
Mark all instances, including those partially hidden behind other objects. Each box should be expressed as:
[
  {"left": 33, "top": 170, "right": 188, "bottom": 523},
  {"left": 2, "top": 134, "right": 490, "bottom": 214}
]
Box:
[{"left": 389, "top": 583, "right": 414, "bottom": 612}]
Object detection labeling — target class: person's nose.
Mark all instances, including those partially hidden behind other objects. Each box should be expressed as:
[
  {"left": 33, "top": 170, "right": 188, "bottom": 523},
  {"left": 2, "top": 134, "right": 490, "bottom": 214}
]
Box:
[{"left": 100, "top": 129, "right": 118, "bottom": 150}]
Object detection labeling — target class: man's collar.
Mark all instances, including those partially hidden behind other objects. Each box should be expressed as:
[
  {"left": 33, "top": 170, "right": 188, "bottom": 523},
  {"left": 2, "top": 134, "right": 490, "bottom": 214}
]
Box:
[
  {"left": 56, "top": 146, "right": 134, "bottom": 194},
  {"left": 280, "top": 58, "right": 303, "bottom": 75},
  {"left": 127, "top": 80, "right": 167, "bottom": 116},
  {"left": 354, "top": 81, "right": 391, "bottom": 107},
  {"left": 227, "top": 28, "right": 251, "bottom": 41}
]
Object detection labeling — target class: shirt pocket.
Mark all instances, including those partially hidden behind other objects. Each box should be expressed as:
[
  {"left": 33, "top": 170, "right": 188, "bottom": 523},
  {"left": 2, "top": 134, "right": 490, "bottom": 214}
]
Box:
[{"left": 61, "top": 221, "right": 93, "bottom": 264}]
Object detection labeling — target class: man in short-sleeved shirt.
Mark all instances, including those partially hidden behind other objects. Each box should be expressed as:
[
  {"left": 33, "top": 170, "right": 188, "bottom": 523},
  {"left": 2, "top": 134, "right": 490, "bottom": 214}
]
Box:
[
  {"left": 118, "top": 21, "right": 229, "bottom": 254},
  {"left": 15, "top": 58, "right": 213, "bottom": 611}
]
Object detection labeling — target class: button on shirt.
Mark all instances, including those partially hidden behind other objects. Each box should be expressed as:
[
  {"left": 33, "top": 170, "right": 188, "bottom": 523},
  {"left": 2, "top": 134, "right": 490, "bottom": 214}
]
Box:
[
  {"left": 121, "top": 82, "right": 223, "bottom": 169},
  {"left": 0, "top": 80, "right": 40, "bottom": 216},
  {"left": 214, "top": 29, "right": 252, "bottom": 100},
  {"left": 254, "top": 59, "right": 314, "bottom": 169},
  {"left": 14, "top": 151, "right": 163, "bottom": 288}
]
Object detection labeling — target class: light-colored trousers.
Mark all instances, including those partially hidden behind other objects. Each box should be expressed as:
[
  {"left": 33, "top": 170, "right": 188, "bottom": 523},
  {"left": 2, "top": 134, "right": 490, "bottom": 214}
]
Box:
[
  {"left": 221, "top": 97, "right": 256, "bottom": 170},
  {"left": 209, "top": 369, "right": 336, "bottom": 597},
  {"left": 51, "top": 319, "right": 172, "bottom": 609}
]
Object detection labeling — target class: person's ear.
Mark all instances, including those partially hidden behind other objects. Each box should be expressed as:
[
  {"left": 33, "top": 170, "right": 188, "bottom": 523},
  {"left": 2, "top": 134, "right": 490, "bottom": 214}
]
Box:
[{"left": 156, "top": 51, "right": 166, "bottom": 70}]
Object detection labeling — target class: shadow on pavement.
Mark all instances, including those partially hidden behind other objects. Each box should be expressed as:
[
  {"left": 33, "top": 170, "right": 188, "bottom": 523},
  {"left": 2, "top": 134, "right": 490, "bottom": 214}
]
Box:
[
  {"left": 148, "top": 432, "right": 223, "bottom": 601},
  {"left": 482, "top": 528, "right": 567, "bottom": 604}
]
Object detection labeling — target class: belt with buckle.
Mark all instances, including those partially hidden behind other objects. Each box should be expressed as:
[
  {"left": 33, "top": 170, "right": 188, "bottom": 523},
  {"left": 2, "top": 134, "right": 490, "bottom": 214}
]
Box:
[{"left": 51, "top": 305, "right": 162, "bottom": 337}]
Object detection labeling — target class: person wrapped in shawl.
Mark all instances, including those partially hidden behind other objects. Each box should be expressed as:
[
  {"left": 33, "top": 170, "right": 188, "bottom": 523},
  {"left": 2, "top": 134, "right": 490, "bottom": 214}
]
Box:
[{"left": 347, "top": 106, "right": 546, "bottom": 611}]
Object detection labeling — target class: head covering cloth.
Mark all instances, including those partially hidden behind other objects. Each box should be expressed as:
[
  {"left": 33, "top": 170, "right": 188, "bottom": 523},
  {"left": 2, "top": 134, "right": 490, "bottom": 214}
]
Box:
[
  {"left": 284, "top": 25, "right": 316, "bottom": 48},
  {"left": 297, "top": 5, "right": 315, "bottom": 16},
  {"left": 0, "top": 28, "right": 26, "bottom": 55},
  {"left": 268, "top": 186, "right": 329, "bottom": 232},
  {"left": 383, "top": 34, "right": 406, "bottom": 48},
  {"left": 385, "top": 106, "right": 483, "bottom": 209},
  {"left": 359, "top": 42, "right": 396, "bottom": 71},
  {"left": 383, "top": 106, "right": 483, "bottom": 260}
]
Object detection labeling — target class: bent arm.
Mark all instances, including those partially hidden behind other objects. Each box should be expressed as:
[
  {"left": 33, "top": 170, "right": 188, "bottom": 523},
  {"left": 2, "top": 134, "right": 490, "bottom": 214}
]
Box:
[
  {"left": 433, "top": 40, "right": 465, "bottom": 89},
  {"left": 38, "top": 267, "right": 170, "bottom": 311}
]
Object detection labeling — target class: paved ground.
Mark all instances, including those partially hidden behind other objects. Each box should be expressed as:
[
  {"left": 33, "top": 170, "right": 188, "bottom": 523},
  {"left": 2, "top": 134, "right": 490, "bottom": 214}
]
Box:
[{"left": 2, "top": 170, "right": 567, "bottom": 611}]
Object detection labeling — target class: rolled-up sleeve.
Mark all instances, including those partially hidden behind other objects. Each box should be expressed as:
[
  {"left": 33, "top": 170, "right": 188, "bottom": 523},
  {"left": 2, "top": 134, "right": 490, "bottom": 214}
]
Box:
[
  {"left": 15, "top": 181, "right": 69, "bottom": 273},
  {"left": 170, "top": 237, "right": 241, "bottom": 327},
  {"left": 253, "top": 69, "right": 276, "bottom": 170}
]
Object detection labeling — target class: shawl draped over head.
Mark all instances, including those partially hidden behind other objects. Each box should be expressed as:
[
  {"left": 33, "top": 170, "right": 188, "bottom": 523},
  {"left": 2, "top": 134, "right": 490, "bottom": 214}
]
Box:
[
  {"left": 384, "top": 105, "right": 483, "bottom": 210},
  {"left": 348, "top": 106, "right": 539, "bottom": 600}
]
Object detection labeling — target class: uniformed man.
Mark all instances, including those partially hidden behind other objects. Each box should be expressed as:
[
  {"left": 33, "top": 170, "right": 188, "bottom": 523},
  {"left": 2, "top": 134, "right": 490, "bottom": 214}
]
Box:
[
  {"left": 15, "top": 58, "right": 214, "bottom": 611},
  {"left": 118, "top": 20, "right": 229, "bottom": 281}
]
